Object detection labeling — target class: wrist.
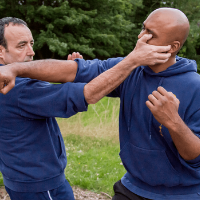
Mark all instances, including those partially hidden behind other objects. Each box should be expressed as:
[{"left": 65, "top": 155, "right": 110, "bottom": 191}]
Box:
[
  {"left": 166, "top": 114, "right": 183, "bottom": 132},
  {"left": 123, "top": 53, "right": 139, "bottom": 70},
  {"left": 10, "top": 62, "right": 24, "bottom": 77}
]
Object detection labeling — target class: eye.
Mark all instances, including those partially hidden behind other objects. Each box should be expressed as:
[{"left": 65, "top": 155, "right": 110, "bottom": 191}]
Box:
[
  {"left": 142, "top": 25, "right": 145, "bottom": 31},
  {"left": 19, "top": 44, "right": 25, "bottom": 48}
]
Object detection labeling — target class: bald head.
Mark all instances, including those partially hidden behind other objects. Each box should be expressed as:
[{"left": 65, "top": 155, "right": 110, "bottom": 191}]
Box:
[{"left": 147, "top": 8, "right": 190, "bottom": 50}]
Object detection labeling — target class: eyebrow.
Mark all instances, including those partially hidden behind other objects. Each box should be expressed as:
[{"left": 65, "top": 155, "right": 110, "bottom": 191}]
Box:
[{"left": 17, "top": 40, "right": 34, "bottom": 46}]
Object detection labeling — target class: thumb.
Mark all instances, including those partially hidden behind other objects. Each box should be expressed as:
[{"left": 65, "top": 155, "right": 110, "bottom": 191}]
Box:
[{"left": 139, "top": 34, "right": 153, "bottom": 43}]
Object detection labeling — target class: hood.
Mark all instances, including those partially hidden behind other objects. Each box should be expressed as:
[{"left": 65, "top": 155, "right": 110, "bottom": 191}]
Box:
[{"left": 143, "top": 56, "right": 197, "bottom": 77}]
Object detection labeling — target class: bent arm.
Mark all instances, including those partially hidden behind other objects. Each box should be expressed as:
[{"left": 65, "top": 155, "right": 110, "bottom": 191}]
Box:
[
  {"left": 167, "top": 116, "right": 200, "bottom": 160},
  {"left": 146, "top": 86, "right": 200, "bottom": 160}
]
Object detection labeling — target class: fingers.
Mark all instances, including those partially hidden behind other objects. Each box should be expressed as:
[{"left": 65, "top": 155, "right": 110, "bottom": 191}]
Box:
[
  {"left": 72, "top": 52, "right": 83, "bottom": 60},
  {"left": 139, "top": 34, "right": 153, "bottom": 43},
  {"left": 72, "top": 52, "right": 77, "bottom": 60},
  {"left": 133, "top": 35, "right": 172, "bottom": 66},
  {"left": 146, "top": 100, "right": 153, "bottom": 110},
  {"left": 157, "top": 87, "right": 179, "bottom": 103},
  {"left": 155, "top": 52, "right": 171, "bottom": 60},
  {"left": 0, "top": 80, "right": 15, "bottom": 95},
  {"left": 147, "top": 87, "right": 166, "bottom": 106},
  {"left": 67, "top": 54, "right": 72, "bottom": 60},
  {"left": 147, "top": 87, "right": 179, "bottom": 108},
  {"left": 154, "top": 45, "right": 171, "bottom": 53},
  {"left": 147, "top": 94, "right": 158, "bottom": 106},
  {"left": 0, "top": 81, "right": 5, "bottom": 91},
  {"left": 157, "top": 86, "right": 168, "bottom": 96},
  {"left": 138, "top": 34, "right": 171, "bottom": 53},
  {"left": 67, "top": 52, "right": 83, "bottom": 60}
]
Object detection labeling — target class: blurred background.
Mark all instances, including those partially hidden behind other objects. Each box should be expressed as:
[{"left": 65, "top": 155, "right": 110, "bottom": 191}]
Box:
[
  {"left": 1, "top": 0, "right": 200, "bottom": 197},
  {"left": 1, "top": 0, "right": 199, "bottom": 69}
]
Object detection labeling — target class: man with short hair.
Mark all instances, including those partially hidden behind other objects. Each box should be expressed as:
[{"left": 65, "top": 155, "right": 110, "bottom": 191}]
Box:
[{"left": 0, "top": 17, "right": 171, "bottom": 200}]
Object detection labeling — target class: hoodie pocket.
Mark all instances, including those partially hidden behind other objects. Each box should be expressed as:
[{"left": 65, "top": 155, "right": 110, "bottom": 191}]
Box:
[{"left": 120, "top": 142, "right": 180, "bottom": 187}]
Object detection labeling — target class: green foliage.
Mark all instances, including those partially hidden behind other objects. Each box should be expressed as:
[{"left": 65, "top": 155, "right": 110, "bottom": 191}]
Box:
[
  {"left": 0, "top": 0, "right": 143, "bottom": 59},
  {"left": 64, "top": 134, "right": 125, "bottom": 195},
  {"left": 0, "top": 173, "right": 3, "bottom": 186},
  {"left": 1, "top": 0, "right": 200, "bottom": 66},
  {"left": 160, "top": 0, "right": 200, "bottom": 71}
]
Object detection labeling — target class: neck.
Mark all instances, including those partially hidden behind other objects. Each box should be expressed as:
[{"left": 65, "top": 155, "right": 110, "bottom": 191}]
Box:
[{"left": 148, "top": 56, "right": 176, "bottom": 73}]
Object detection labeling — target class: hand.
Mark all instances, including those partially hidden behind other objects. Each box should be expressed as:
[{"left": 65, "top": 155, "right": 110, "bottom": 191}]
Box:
[
  {"left": 0, "top": 65, "right": 16, "bottom": 95},
  {"left": 67, "top": 52, "right": 83, "bottom": 60},
  {"left": 129, "top": 34, "right": 171, "bottom": 66},
  {"left": 146, "top": 86, "right": 180, "bottom": 128}
]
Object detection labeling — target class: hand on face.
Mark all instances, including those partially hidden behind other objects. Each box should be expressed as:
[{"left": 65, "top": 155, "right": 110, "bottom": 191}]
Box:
[
  {"left": 67, "top": 52, "right": 83, "bottom": 60},
  {"left": 146, "top": 86, "right": 180, "bottom": 128},
  {"left": 129, "top": 34, "right": 171, "bottom": 67}
]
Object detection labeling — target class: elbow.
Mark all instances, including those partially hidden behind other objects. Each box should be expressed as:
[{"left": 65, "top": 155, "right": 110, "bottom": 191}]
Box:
[{"left": 85, "top": 97, "right": 99, "bottom": 104}]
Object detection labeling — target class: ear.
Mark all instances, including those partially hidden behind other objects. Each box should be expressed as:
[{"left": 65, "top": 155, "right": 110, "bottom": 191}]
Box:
[
  {"left": 0, "top": 45, "right": 5, "bottom": 59},
  {"left": 168, "top": 41, "right": 181, "bottom": 54}
]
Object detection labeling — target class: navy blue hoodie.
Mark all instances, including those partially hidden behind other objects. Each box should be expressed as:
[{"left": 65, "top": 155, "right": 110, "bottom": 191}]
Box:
[
  {"left": 0, "top": 71, "right": 88, "bottom": 192},
  {"left": 74, "top": 56, "right": 200, "bottom": 199}
]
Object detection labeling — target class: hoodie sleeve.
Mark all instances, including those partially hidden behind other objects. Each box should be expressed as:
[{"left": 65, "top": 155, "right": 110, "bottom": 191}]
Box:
[
  {"left": 74, "top": 58, "right": 125, "bottom": 97},
  {"left": 18, "top": 79, "right": 88, "bottom": 119},
  {"left": 181, "top": 108, "right": 200, "bottom": 168}
]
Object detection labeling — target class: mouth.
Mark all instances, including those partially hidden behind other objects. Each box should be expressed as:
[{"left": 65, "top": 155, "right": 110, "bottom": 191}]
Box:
[{"left": 24, "top": 59, "right": 33, "bottom": 62}]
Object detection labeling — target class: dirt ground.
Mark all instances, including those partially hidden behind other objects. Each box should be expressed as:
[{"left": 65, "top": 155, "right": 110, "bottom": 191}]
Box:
[{"left": 0, "top": 186, "right": 111, "bottom": 200}]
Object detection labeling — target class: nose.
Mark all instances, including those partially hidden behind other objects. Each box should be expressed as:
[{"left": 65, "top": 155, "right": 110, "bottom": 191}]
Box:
[
  {"left": 138, "top": 30, "right": 145, "bottom": 39},
  {"left": 27, "top": 44, "right": 35, "bottom": 57}
]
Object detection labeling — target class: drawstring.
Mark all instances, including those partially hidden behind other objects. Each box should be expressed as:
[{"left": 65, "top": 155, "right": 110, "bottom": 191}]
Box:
[{"left": 148, "top": 77, "right": 164, "bottom": 139}]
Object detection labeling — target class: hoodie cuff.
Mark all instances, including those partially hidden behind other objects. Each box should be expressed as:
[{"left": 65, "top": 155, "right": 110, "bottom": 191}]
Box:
[{"left": 186, "top": 155, "right": 200, "bottom": 168}]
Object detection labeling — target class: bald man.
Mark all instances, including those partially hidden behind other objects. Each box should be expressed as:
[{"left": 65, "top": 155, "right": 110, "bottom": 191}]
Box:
[{"left": 0, "top": 8, "right": 200, "bottom": 200}]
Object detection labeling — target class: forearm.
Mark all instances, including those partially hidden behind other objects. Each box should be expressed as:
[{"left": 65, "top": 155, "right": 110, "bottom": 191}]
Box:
[
  {"left": 8, "top": 59, "right": 78, "bottom": 83},
  {"left": 84, "top": 57, "right": 136, "bottom": 104},
  {"left": 0, "top": 34, "right": 172, "bottom": 95},
  {"left": 167, "top": 116, "right": 200, "bottom": 160}
]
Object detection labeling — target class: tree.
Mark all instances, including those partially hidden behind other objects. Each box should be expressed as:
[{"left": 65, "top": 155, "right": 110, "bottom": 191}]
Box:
[
  {"left": 160, "top": 0, "right": 200, "bottom": 71},
  {"left": 0, "top": 0, "right": 143, "bottom": 60},
  {"left": 1, "top": 0, "right": 199, "bottom": 68}
]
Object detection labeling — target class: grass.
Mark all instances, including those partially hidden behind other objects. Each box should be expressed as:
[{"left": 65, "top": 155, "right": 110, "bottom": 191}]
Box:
[
  {"left": 63, "top": 134, "right": 126, "bottom": 196},
  {"left": 57, "top": 97, "right": 120, "bottom": 142},
  {"left": 0, "top": 173, "right": 3, "bottom": 186}
]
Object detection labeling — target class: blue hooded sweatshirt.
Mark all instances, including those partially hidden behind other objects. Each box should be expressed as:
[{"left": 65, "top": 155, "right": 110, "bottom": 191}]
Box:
[
  {"left": 74, "top": 56, "right": 200, "bottom": 199},
  {"left": 0, "top": 68, "right": 88, "bottom": 192}
]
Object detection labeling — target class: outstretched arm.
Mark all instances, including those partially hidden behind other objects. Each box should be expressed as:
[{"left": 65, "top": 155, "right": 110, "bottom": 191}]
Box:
[
  {"left": 0, "top": 34, "right": 171, "bottom": 95},
  {"left": 146, "top": 86, "right": 200, "bottom": 160}
]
